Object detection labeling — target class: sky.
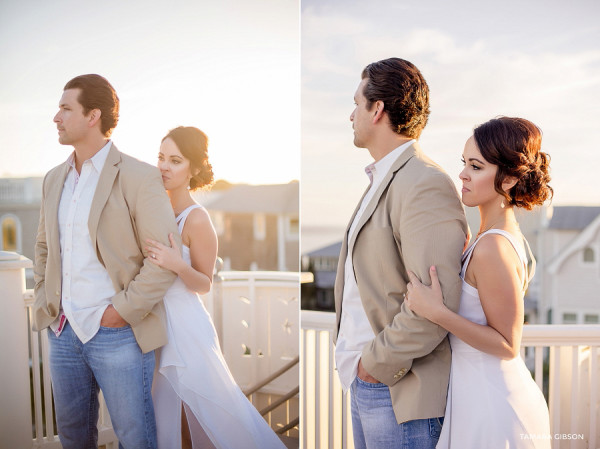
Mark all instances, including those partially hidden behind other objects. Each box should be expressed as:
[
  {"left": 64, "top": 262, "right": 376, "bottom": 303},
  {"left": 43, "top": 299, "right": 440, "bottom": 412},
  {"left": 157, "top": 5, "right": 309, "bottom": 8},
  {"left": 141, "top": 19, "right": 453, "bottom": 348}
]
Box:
[
  {"left": 301, "top": 0, "right": 600, "bottom": 249},
  {"left": 0, "top": 0, "right": 299, "bottom": 184}
]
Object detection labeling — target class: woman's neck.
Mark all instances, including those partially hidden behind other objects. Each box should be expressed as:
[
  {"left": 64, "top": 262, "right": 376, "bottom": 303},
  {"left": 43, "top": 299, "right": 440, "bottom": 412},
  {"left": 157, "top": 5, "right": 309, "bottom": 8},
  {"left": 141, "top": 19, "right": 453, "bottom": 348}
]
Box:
[
  {"left": 477, "top": 200, "right": 518, "bottom": 237},
  {"left": 166, "top": 187, "right": 195, "bottom": 216}
]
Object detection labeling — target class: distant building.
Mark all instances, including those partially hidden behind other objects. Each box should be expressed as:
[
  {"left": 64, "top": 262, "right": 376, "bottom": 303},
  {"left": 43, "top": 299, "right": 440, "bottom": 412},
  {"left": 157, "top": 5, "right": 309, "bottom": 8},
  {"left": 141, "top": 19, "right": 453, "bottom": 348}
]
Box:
[
  {"left": 301, "top": 241, "right": 341, "bottom": 310},
  {"left": 194, "top": 181, "right": 299, "bottom": 272},
  {"left": 537, "top": 206, "right": 600, "bottom": 324},
  {"left": 0, "top": 177, "right": 43, "bottom": 287}
]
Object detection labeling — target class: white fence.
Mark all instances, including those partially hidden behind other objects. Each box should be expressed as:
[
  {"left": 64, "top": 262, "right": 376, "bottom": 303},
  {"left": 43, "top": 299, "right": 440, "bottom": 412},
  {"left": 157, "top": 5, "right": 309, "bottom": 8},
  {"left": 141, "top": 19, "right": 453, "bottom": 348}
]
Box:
[
  {"left": 301, "top": 310, "right": 600, "bottom": 449},
  {"left": 0, "top": 252, "right": 299, "bottom": 449}
]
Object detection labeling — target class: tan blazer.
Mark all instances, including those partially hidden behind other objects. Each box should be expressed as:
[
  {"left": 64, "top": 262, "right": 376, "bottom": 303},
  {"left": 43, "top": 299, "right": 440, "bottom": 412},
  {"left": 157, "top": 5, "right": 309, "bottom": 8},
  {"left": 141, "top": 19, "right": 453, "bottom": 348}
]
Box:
[
  {"left": 334, "top": 142, "right": 468, "bottom": 424},
  {"left": 33, "top": 143, "right": 180, "bottom": 353}
]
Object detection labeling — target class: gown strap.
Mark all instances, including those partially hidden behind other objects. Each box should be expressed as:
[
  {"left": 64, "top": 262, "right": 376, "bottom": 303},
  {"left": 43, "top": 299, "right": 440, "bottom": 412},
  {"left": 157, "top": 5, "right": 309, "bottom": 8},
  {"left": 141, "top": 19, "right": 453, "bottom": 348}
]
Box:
[
  {"left": 175, "top": 204, "right": 205, "bottom": 235},
  {"left": 461, "top": 229, "right": 535, "bottom": 290}
]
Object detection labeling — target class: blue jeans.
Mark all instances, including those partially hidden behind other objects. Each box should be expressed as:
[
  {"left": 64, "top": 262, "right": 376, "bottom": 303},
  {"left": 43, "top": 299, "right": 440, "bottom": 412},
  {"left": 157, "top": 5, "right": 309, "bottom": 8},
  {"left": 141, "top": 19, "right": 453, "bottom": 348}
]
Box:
[
  {"left": 47, "top": 322, "right": 157, "bottom": 449},
  {"left": 351, "top": 377, "right": 443, "bottom": 449}
]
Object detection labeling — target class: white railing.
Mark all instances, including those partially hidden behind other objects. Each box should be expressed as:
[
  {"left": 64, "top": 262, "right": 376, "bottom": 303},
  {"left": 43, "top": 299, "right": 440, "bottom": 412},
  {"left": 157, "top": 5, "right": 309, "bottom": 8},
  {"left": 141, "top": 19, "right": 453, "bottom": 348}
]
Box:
[
  {"left": 1, "top": 251, "right": 299, "bottom": 449},
  {"left": 301, "top": 310, "right": 600, "bottom": 449}
]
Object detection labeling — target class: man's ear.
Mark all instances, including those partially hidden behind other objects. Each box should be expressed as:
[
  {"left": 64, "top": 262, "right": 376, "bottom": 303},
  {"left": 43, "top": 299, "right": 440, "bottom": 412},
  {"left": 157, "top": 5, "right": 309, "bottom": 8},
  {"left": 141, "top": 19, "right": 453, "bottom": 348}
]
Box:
[
  {"left": 372, "top": 100, "right": 385, "bottom": 124},
  {"left": 88, "top": 108, "right": 102, "bottom": 129}
]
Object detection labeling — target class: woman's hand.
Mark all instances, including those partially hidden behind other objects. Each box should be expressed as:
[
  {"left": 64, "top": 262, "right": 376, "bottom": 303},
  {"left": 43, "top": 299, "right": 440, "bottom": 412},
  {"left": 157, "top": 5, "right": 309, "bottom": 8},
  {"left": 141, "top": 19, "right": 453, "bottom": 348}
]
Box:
[
  {"left": 146, "top": 233, "right": 185, "bottom": 274},
  {"left": 404, "top": 266, "right": 447, "bottom": 323}
]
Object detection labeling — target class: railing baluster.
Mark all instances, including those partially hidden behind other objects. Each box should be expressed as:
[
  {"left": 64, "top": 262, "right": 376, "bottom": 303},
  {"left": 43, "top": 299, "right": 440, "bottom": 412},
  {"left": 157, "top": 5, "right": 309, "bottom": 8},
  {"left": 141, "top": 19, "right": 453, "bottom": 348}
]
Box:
[
  {"left": 551, "top": 347, "right": 561, "bottom": 449},
  {"left": 534, "top": 345, "right": 543, "bottom": 391},
  {"left": 301, "top": 328, "right": 308, "bottom": 449},
  {"left": 315, "top": 330, "right": 321, "bottom": 449},
  {"left": 30, "top": 309, "right": 44, "bottom": 442},
  {"left": 41, "top": 329, "right": 56, "bottom": 440},
  {"left": 590, "top": 346, "right": 598, "bottom": 449},
  {"left": 570, "top": 346, "right": 579, "bottom": 449},
  {"left": 329, "top": 335, "right": 334, "bottom": 449}
]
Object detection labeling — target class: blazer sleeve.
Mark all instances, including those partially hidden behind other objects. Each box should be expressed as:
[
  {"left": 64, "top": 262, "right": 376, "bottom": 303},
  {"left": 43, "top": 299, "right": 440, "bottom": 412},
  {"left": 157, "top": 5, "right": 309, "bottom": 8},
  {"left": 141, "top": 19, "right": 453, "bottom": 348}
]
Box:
[
  {"left": 32, "top": 174, "right": 49, "bottom": 331},
  {"left": 361, "top": 170, "right": 467, "bottom": 386},
  {"left": 111, "top": 169, "right": 180, "bottom": 325}
]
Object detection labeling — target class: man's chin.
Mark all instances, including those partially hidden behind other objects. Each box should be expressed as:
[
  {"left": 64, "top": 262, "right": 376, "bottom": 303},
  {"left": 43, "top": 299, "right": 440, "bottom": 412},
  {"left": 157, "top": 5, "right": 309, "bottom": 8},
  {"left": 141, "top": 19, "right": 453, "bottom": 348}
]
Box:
[{"left": 353, "top": 138, "right": 366, "bottom": 149}]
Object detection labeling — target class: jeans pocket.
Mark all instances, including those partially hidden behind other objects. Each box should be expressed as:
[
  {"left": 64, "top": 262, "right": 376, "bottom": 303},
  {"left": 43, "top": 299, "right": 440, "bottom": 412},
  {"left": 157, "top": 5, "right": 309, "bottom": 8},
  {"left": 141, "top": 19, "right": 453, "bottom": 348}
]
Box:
[
  {"left": 428, "top": 417, "right": 444, "bottom": 438},
  {"left": 355, "top": 376, "right": 386, "bottom": 388}
]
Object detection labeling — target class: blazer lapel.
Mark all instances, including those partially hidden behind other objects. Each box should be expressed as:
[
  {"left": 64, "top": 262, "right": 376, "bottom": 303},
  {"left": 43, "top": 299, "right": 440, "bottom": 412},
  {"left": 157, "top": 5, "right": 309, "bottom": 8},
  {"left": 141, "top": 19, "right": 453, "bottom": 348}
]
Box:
[
  {"left": 334, "top": 183, "right": 371, "bottom": 317},
  {"left": 46, "top": 163, "right": 70, "bottom": 272},
  {"left": 347, "top": 143, "right": 419, "bottom": 256},
  {"left": 88, "top": 144, "right": 121, "bottom": 253}
]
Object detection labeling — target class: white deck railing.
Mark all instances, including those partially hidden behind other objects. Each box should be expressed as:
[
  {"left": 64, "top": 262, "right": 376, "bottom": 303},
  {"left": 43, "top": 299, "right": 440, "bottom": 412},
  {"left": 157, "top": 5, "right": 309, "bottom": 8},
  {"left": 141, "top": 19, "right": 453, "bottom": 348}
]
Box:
[
  {"left": 1, "top": 252, "right": 299, "bottom": 449},
  {"left": 301, "top": 310, "right": 600, "bottom": 449}
]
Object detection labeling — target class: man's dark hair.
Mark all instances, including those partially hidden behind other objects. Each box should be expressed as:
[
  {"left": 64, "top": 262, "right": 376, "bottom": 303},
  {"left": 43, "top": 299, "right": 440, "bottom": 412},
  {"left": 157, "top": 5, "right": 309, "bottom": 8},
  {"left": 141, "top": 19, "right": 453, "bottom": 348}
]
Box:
[
  {"left": 64, "top": 74, "right": 119, "bottom": 137},
  {"left": 361, "top": 58, "right": 430, "bottom": 139}
]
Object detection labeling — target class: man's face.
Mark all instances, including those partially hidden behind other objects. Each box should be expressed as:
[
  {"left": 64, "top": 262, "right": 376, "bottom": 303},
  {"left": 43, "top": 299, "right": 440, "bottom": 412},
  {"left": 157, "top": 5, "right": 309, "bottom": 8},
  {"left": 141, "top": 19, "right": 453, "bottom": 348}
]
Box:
[
  {"left": 350, "top": 78, "right": 373, "bottom": 149},
  {"left": 53, "top": 88, "right": 91, "bottom": 146}
]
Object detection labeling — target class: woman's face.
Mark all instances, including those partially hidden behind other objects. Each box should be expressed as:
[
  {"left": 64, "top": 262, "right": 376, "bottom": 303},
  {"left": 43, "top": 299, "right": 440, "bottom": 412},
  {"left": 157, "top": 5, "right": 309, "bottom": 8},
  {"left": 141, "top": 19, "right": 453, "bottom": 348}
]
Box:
[
  {"left": 158, "top": 137, "right": 192, "bottom": 191},
  {"left": 459, "top": 136, "right": 500, "bottom": 208}
]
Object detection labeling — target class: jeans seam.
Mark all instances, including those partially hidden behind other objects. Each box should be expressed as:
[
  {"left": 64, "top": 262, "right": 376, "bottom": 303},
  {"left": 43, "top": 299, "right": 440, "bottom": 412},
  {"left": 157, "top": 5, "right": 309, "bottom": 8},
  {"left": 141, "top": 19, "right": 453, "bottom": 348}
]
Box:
[
  {"left": 88, "top": 375, "right": 97, "bottom": 448},
  {"left": 143, "top": 351, "right": 156, "bottom": 449}
]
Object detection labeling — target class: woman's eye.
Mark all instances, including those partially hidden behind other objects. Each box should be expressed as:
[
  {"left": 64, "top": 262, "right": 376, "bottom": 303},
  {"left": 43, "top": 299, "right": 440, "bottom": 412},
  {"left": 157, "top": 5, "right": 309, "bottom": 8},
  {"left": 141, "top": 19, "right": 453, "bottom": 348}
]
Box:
[{"left": 471, "top": 164, "right": 480, "bottom": 170}]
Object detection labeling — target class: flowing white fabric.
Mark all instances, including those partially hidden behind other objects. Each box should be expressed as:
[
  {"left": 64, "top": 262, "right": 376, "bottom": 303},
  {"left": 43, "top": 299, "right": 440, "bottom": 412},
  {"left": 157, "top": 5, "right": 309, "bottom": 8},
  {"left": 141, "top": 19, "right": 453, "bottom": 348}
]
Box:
[
  {"left": 153, "top": 205, "right": 285, "bottom": 449},
  {"left": 437, "top": 229, "right": 551, "bottom": 449}
]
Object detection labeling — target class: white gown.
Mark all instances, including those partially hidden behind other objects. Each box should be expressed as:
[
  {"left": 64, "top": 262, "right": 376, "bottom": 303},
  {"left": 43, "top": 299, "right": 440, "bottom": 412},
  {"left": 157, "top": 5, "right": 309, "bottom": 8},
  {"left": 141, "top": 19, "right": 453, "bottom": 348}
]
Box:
[
  {"left": 153, "top": 205, "right": 285, "bottom": 449},
  {"left": 437, "top": 229, "right": 551, "bottom": 449}
]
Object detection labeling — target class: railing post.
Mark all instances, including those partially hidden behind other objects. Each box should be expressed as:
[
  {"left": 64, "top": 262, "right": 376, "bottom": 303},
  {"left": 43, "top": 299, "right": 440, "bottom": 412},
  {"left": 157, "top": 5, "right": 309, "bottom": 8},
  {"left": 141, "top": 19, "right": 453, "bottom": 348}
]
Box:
[{"left": 0, "top": 251, "right": 33, "bottom": 449}]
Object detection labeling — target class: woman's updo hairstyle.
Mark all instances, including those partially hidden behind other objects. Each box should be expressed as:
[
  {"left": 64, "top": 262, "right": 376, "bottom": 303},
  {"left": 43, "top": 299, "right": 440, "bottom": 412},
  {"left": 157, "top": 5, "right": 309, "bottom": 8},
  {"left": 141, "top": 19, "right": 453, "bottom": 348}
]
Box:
[
  {"left": 162, "top": 126, "right": 214, "bottom": 191},
  {"left": 473, "top": 116, "right": 552, "bottom": 210}
]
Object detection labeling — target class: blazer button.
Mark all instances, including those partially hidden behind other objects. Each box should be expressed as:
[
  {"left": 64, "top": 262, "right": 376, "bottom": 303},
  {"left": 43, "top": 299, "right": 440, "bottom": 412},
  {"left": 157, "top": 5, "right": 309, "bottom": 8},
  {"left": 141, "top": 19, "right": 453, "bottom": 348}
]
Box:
[{"left": 55, "top": 291, "right": 60, "bottom": 296}]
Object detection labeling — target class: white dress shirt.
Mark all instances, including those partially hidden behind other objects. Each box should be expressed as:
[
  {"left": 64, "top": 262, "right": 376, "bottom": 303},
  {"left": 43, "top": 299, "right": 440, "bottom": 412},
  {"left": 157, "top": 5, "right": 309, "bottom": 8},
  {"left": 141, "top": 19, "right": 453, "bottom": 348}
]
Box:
[
  {"left": 335, "top": 140, "right": 415, "bottom": 391},
  {"left": 50, "top": 141, "right": 117, "bottom": 343}
]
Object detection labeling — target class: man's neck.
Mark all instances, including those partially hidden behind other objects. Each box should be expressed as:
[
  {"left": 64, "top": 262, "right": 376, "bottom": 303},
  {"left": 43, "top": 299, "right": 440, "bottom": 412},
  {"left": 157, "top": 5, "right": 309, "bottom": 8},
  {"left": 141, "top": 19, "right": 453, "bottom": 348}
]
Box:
[
  {"left": 367, "top": 135, "right": 414, "bottom": 163},
  {"left": 73, "top": 137, "right": 110, "bottom": 173}
]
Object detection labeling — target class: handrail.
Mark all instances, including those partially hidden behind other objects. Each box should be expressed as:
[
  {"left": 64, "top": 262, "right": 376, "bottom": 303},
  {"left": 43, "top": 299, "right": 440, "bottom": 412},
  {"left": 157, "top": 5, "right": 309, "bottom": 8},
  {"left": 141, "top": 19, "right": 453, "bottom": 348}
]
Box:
[
  {"left": 244, "top": 356, "right": 299, "bottom": 396},
  {"left": 259, "top": 386, "right": 300, "bottom": 416},
  {"left": 276, "top": 417, "right": 300, "bottom": 435}
]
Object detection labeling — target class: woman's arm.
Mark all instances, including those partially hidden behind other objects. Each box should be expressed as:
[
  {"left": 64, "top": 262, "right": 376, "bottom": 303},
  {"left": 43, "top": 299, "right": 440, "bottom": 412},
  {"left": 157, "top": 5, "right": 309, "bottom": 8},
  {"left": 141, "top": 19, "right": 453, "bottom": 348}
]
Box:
[
  {"left": 405, "top": 234, "right": 524, "bottom": 360},
  {"left": 177, "top": 208, "right": 218, "bottom": 294},
  {"left": 146, "top": 208, "right": 218, "bottom": 295}
]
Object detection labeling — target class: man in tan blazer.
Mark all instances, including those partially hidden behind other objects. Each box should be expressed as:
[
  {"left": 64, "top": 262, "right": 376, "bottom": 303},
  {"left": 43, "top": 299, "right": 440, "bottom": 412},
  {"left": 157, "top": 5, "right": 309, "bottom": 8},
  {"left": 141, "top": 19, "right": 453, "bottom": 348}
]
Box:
[
  {"left": 334, "top": 58, "right": 468, "bottom": 448},
  {"left": 33, "top": 74, "right": 179, "bottom": 448}
]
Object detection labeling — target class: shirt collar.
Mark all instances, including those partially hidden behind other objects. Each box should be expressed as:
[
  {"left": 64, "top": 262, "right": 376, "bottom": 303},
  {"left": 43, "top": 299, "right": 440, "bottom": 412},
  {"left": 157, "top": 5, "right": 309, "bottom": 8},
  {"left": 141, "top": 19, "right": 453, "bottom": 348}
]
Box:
[
  {"left": 66, "top": 140, "right": 112, "bottom": 173},
  {"left": 365, "top": 139, "right": 416, "bottom": 185}
]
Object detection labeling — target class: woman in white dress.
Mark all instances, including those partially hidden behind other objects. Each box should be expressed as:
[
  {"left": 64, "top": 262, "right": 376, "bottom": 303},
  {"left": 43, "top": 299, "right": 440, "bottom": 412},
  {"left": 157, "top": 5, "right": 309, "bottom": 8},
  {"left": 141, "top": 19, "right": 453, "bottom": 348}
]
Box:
[
  {"left": 405, "top": 117, "right": 552, "bottom": 448},
  {"left": 146, "top": 126, "right": 285, "bottom": 449}
]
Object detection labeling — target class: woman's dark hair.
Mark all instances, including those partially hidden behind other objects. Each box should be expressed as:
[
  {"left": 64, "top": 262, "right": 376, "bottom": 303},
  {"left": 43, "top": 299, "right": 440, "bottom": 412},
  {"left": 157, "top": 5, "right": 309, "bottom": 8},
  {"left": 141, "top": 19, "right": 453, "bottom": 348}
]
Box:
[
  {"left": 64, "top": 74, "right": 119, "bottom": 137},
  {"left": 361, "top": 58, "right": 430, "bottom": 139},
  {"left": 162, "top": 126, "right": 214, "bottom": 191},
  {"left": 473, "top": 116, "right": 552, "bottom": 210}
]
